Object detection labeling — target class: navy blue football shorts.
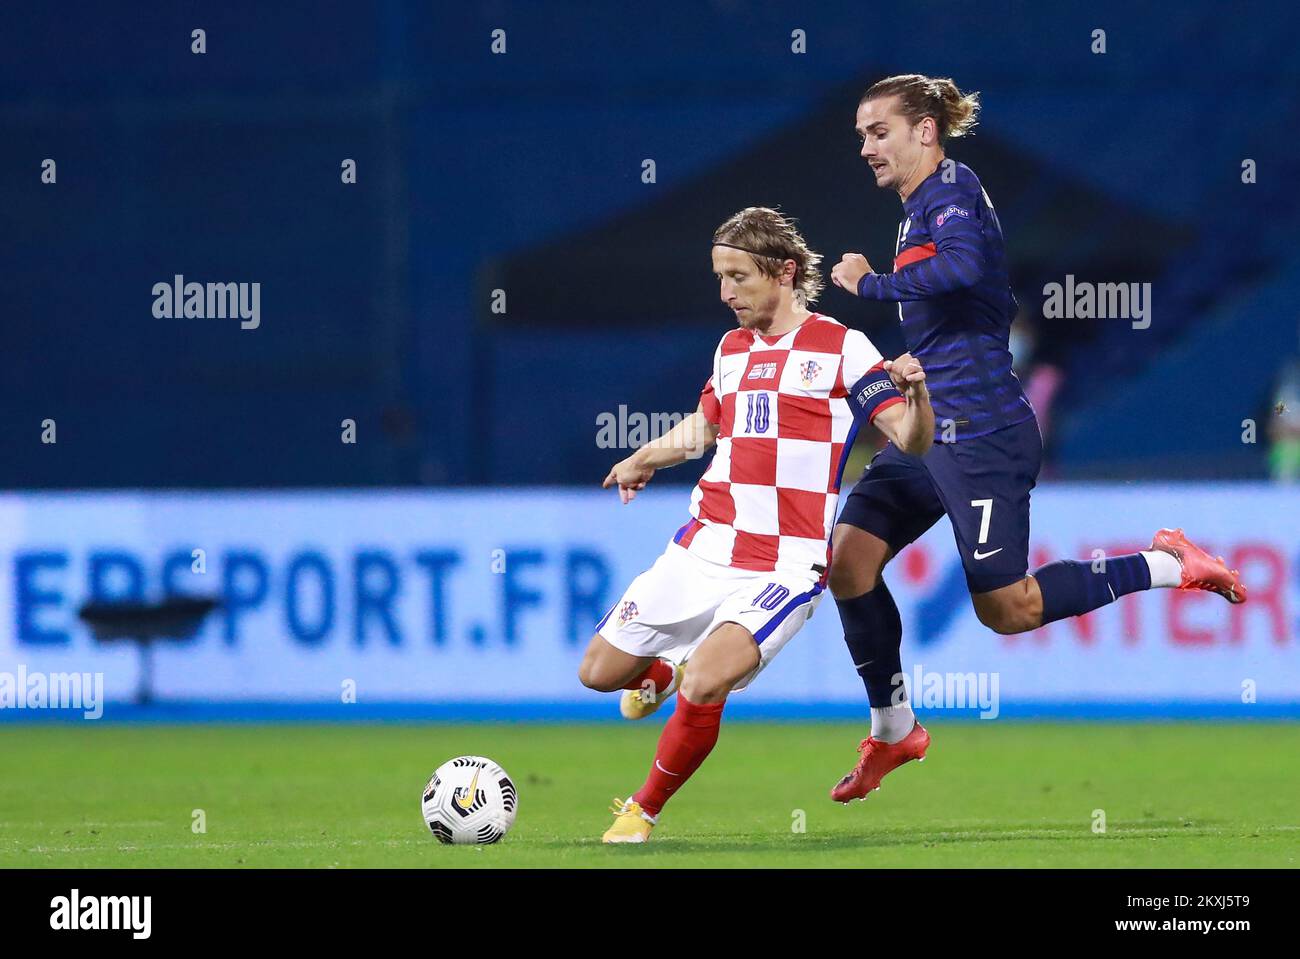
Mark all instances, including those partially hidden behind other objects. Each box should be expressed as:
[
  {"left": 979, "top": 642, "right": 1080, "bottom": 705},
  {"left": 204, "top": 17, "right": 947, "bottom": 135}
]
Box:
[{"left": 837, "top": 416, "right": 1044, "bottom": 594}]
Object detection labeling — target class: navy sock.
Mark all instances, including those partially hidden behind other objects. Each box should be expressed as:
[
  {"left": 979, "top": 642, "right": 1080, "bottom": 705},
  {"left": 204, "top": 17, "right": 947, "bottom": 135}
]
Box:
[
  {"left": 835, "top": 581, "right": 905, "bottom": 707},
  {"left": 1033, "top": 554, "right": 1152, "bottom": 624}
]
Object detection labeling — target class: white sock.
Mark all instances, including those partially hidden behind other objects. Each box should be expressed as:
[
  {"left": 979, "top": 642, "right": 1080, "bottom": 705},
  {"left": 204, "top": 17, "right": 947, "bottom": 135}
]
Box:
[
  {"left": 1141, "top": 550, "right": 1182, "bottom": 589},
  {"left": 870, "top": 703, "right": 915, "bottom": 744}
]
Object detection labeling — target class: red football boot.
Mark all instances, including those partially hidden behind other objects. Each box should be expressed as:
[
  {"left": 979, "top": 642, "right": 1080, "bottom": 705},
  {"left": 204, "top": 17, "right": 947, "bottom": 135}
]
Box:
[
  {"left": 1149, "top": 528, "right": 1248, "bottom": 604},
  {"left": 830, "top": 721, "right": 930, "bottom": 804}
]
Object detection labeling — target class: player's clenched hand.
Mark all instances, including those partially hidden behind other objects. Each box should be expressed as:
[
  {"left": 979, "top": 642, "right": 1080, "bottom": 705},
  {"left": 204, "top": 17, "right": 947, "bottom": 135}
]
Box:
[
  {"left": 830, "top": 253, "right": 873, "bottom": 296},
  {"left": 603, "top": 455, "right": 656, "bottom": 504},
  {"left": 884, "top": 352, "right": 927, "bottom": 399}
]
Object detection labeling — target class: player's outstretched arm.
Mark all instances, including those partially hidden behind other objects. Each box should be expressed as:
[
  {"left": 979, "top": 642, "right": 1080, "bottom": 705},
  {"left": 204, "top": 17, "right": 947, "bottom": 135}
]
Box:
[
  {"left": 872, "top": 354, "right": 934, "bottom": 456},
  {"left": 832, "top": 244, "right": 985, "bottom": 302},
  {"left": 602, "top": 406, "right": 718, "bottom": 504}
]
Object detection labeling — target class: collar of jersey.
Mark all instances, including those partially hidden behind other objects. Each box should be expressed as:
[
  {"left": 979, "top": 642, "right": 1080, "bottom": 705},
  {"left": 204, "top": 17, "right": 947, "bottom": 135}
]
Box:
[
  {"left": 904, "top": 161, "right": 950, "bottom": 212},
  {"left": 755, "top": 311, "right": 819, "bottom": 346}
]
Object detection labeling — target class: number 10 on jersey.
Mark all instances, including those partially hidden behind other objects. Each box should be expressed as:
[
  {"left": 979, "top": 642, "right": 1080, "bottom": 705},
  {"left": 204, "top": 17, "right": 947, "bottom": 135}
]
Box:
[{"left": 744, "top": 393, "right": 771, "bottom": 434}]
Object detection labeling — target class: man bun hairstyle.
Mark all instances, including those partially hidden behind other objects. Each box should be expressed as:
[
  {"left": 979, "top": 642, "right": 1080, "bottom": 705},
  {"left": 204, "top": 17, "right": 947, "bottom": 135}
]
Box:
[
  {"left": 862, "top": 74, "right": 980, "bottom": 143},
  {"left": 712, "top": 206, "right": 825, "bottom": 306}
]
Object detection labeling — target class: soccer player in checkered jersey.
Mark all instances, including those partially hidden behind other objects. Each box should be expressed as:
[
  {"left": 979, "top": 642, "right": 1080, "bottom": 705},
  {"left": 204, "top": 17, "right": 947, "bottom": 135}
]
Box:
[
  {"left": 824, "top": 74, "right": 1249, "bottom": 802},
  {"left": 577, "top": 207, "right": 934, "bottom": 842}
]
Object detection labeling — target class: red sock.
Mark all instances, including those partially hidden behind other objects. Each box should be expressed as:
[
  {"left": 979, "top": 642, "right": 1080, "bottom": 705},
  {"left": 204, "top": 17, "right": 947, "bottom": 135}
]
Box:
[
  {"left": 632, "top": 692, "right": 724, "bottom": 817},
  {"left": 622, "top": 659, "right": 674, "bottom": 693}
]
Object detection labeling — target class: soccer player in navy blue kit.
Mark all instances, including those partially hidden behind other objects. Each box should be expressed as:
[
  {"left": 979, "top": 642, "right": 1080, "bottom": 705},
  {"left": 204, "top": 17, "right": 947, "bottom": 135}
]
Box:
[{"left": 824, "top": 74, "right": 1249, "bottom": 802}]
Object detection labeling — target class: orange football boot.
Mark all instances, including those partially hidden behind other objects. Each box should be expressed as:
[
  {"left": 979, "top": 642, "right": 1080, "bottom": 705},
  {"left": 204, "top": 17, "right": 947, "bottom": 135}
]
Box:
[
  {"left": 831, "top": 721, "right": 931, "bottom": 803},
  {"left": 1149, "top": 528, "right": 1247, "bottom": 604}
]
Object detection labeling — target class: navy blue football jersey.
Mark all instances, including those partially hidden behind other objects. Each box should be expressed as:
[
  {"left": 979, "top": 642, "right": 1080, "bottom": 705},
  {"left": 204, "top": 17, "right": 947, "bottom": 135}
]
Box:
[{"left": 857, "top": 161, "right": 1034, "bottom": 441}]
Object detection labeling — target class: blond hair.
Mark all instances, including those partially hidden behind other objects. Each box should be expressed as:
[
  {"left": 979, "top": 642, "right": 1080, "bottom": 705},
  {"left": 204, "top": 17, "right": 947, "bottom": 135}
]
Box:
[{"left": 712, "top": 207, "right": 825, "bottom": 306}]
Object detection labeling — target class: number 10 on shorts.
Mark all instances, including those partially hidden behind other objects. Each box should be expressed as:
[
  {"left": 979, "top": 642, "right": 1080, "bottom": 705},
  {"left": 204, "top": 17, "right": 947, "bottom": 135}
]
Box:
[{"left": 753, "top": 583, "right": 789, "bottom": 610}]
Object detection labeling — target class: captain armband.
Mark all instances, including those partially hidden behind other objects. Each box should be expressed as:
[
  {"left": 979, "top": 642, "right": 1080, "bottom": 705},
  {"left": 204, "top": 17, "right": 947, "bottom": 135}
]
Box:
[{"left": 849, "top": 366, "right": 905, "bottom": 425}]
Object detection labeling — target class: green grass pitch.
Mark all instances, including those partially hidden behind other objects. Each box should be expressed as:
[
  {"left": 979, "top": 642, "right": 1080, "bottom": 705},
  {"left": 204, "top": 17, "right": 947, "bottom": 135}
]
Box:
[{"left": 2, "top": 721, "right": 1296, "bottom": 868}]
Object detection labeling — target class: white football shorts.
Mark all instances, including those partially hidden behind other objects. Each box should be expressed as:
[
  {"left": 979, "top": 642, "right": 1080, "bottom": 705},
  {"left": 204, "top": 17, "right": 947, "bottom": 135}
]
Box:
[{"left": 595, "top": 543, "right": 825, "bottom": 691}]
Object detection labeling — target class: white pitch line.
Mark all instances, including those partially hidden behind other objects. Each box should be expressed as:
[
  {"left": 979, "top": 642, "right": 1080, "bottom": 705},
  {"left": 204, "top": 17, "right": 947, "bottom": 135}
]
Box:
[{"left": 12, "top": 838, "right": 430, "bottom": 855}]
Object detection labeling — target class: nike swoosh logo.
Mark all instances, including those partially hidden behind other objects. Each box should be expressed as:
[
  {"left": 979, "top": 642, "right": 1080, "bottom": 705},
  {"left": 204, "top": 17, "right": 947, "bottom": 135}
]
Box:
[
  {"left": 454, "top": 767, "right": 482, "bottom": 809},
  {"left": 972, "top": 547, "right": 1004, "bottom": 560},
  {"left": 655, "top": 760, "right": 681, "bottom": 777}
]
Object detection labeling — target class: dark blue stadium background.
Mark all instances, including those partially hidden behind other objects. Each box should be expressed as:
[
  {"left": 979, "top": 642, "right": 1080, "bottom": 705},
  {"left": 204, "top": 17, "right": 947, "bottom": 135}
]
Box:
[{"left": 3, "top": 1, "right": 1297, "bottom": 488}]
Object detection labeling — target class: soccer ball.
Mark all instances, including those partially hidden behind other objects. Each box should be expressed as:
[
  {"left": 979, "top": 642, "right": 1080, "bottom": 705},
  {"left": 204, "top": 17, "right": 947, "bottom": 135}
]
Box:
[{"left": 420, "top": 755, "right": 518, "bottom": 845}]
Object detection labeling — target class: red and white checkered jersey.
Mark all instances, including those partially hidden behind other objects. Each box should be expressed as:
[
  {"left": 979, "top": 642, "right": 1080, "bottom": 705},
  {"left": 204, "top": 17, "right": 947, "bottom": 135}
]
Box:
[{"left": 671, "top": 313, "right": 901, "bottom": 575}]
